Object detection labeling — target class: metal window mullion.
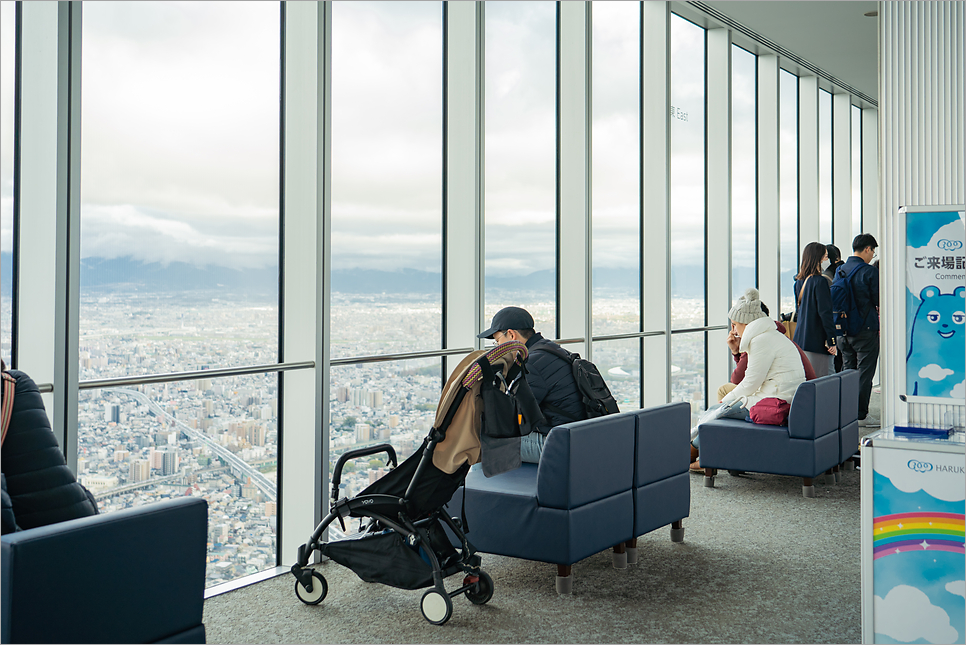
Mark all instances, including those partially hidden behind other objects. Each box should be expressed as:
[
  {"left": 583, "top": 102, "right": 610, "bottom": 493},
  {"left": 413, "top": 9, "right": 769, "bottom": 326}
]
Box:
[
  {"left": 756, "top": 54, "right": 780, "bottom": 317},
  {"left": 706, "top": 28, "right": 731, "bottom": 402},
  {"left": 861, "top": 107, "right": 878, "bottom": 239},
  {"left": 641, "top": 1, "right": 670, "bottom": 407},
  {"left": 556, "top": 2, "right": 591, "bottom": 360},
  {"left": 443, "top": 2, "right": 483, "bottom": 379},
  {"left": 279, "top": 1, "right": 324, "bottom": 564},
  {"left": 16, "top": 2, "right": 80, "bottom": 467},
  {"left": 832, "top": 91, "right": 853, "bottom": 248},
  {"left": 798, "top": 75, "right": 820, "bottom": 246}
]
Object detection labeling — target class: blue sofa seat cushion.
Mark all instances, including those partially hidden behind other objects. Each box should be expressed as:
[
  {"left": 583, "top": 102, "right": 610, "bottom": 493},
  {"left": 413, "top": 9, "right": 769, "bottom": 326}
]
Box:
[
  {"left": 697, "top": 417, "right": 840, "bottom": 477},
  {"left": 536, "top": 413, "right": 635, "bottom": 509}
]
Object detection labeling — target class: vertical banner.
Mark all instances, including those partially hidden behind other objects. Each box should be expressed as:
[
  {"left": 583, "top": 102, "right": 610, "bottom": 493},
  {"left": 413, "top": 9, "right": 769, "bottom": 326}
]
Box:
[
  {"left": 870, "top": 445, "right": 966, "bottom": 644},
  {"left": 904, "top": 208, "right": 966, "bottom": 403}
]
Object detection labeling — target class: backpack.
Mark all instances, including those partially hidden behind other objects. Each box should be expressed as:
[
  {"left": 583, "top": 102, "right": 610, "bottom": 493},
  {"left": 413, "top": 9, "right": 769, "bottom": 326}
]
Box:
[
  {"left": 529, "top": 345, "right": 620, "bottom": 421},
  {"left": 830, "top": 262, "right": 871, "bottom": 337}
]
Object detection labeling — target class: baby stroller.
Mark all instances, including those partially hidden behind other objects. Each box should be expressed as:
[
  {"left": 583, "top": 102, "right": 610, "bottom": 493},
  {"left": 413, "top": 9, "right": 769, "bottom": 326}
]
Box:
[{"left": 290, "top": 340, "right": 543, "bottom": 625}]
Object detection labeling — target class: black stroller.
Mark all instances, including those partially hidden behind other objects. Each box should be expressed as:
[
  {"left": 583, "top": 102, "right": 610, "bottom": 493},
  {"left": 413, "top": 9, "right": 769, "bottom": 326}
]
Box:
[{"left": 290, "top": 341, "right": 542, "bottom": 625}]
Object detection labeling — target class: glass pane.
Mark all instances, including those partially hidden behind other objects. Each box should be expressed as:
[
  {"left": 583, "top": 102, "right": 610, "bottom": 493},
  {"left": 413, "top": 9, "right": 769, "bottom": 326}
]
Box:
[
  {"left": 329, "top": 357, "right": 442, "bottom": 538},
  {"left": 779, "top": 71, "right": 799, "bottom": 317},
  {"left": 819, "top": 89, "right": 833, "bottom": 244},
  {"left": 331, "top": 2, "right": 443, "bottom": 359},
  {"left": 592, "top": 338, "right": 641, "bottom": 410},
  {"left": 592, "top": 1, "right": 640, "bottom": 336},
  {"left": 732, "top": 46, "right": 756, "bottom": 294},
  {"left": 79, "top": 2, "right": 280, "bottom": 379},
  {"left": 671, "top": 331, "right": 706, "bottom": 424},
  {"left": 670, "top": 15, "right": 705, "bottom": 330},
  {"left": 1, "top": 1, "right": 14, "bottom": 367},
  {"left": 851, "top": 105, "right": 862, "bottom": 238},
  {"left": 78, "top": 373, "right": 279, "bottom": 588},
  {"left": 484, "top": 1, "right": 556, "bottom": 334}
]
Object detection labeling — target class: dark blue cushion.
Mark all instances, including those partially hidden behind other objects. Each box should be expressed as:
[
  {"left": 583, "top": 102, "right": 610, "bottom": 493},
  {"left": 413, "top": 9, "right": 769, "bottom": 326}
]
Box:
[
  {"left": 634, "top": 472, "right": 689, "bottom": 536},
  {"left": 788, "top": 375, "right": 839, "bottom": 440},
  {"left": 2, "top": 497, "right": 207, "bottom": 644},
  {"left": 697, "top": 418, "right": 840, "bottom": 477},
  {"left": 451, "top": 485, "right": 633, "bottom": 565},
  {"left": 840, "top": 420, "right": 859, "bottom": 463},
  {"left": 634, "top": 402, "right": 691, "bottom": 488},
  {"left": 839, "top": 369, "right": 860, "bottom": 426},
  {"left": 536, "top": 415, "right": 635, "bottom": 509}
]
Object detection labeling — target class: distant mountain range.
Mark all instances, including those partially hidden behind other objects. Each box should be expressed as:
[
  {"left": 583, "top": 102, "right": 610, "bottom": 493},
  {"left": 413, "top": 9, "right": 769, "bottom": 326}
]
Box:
[{"left": 1, "top": 253, "right": 775, "bottom": 300}]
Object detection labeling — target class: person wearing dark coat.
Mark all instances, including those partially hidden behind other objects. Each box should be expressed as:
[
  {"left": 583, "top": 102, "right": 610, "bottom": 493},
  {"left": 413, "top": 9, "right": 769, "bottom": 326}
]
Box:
[
  {"left": 823, "top": 244, "right": 846, "bottom": 372},
  {"left": 478, "top": 307, "right": 584, "bottom": 463},
  {"left": 1, "top": 368, "right": 98, "bottom": 534},
  {"left": 793, "top": 242, "right": 838, "bottom": 378},
  {"left": 837, "top": 234, "right": 881, "bottom": 426}
]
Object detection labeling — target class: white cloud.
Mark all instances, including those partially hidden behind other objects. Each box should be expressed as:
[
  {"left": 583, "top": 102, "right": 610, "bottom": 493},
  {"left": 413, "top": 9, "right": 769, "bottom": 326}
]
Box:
[
  {"left": 952, "top": 381, "right": 966, "bottom": 399},
  {"left": 946, "top": 580, "right": 966, "bottom": 599},
  {"left": 873, "top": 446, "right": 965, "bottom": 502},
  {"left": 874, "top": 585, "right": 959, "bottom": 644},
  {"left": 919, "top": 364, "right": 955, "bottom": 381}
]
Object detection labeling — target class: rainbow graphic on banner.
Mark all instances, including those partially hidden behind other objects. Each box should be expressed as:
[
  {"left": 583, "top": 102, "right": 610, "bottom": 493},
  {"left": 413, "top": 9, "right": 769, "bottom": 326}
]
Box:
[{"left": 873, "top": 512, "right": 965, "bottom": 560}]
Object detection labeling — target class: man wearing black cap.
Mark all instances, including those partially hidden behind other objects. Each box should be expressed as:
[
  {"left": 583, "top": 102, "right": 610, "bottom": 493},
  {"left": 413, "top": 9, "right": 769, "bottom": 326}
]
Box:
[{"left": 478, "top": 307, "right": 585, "bottom": 463}]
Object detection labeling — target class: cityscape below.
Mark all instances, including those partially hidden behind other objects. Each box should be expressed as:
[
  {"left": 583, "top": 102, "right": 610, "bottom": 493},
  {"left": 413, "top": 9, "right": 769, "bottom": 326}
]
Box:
[{"left": 2, "top": 288, "right": 713, "bottom": 588}]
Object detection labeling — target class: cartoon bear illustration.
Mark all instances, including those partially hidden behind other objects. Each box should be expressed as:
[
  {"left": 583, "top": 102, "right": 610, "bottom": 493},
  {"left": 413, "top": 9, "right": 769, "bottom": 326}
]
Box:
[{"left": 907, "top": 285, "right": 965, "bottom": 398}]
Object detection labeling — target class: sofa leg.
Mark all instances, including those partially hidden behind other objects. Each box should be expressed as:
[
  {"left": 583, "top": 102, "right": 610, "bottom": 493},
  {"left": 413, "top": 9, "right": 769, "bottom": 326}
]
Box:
[
  {"left": 670, "top": 520, "right": 685, "bottom": 543},
  {"left": 825, "top": 469, "right": 837, "bottom": 485},
  {"left": 703, "top": 468, "right": 716, "bottom": 487},
  {"left": 833, "top": 464, "right": 842, "bottom": 483},
  {"left": 843, "top": 459, "right": 856, "bottom": 471},
  {"left": 625, "top": 538, "right": 638, "bottom": 564},
  {"left": 556, "top": 565, "right": 573, "bottom": 595},
  {"left": 612, "top": 543, "right": 627, "bottom": 569},
  {"left": 802, "top": 477, "right": 816, "bottom": 498}
]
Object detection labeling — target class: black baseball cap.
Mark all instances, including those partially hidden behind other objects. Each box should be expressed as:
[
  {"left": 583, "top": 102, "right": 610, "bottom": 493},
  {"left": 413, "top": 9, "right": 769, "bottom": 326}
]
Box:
[{"left": 477, "top": 306, "right": 534, "bottom": 339}]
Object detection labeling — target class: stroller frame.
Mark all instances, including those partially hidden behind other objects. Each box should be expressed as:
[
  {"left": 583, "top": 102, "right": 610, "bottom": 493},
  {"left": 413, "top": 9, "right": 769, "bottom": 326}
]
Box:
[{"left": 290, "top": 386, "right": 493, "bottom": 625}]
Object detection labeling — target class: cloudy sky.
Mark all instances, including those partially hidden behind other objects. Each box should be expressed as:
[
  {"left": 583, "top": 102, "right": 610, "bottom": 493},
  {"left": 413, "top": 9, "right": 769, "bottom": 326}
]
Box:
[{"left": 2, "top": 1, "right": 727, "bottom": 279}]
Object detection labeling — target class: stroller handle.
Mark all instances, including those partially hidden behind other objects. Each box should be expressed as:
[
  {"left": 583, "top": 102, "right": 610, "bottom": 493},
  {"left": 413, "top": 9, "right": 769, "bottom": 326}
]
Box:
[{"left": 331, "top": 443, "right": 399, "bottom": 501}]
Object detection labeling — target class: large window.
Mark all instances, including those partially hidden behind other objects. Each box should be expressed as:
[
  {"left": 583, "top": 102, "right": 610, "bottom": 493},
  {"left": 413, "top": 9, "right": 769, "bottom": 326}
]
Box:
[
  {"left": 1, "top": 1, "right": 14, "bottom": 367},
  {"left": 819, "top": 88, "right": 833, "bottom": 244},
  {"left": 670, "top": 15, "right": 706, "bottom": 414},
  {"left": 732, "top": 45, "right": 757, "bottom": 294},
  {"left": 330, "top": 2, "right": 443, "bottom": 359},
  {"left": 592, "top": 1, "right": 640, "bottom": 338},
  {"left": 779, "top": 70, "right": 799, "bottom": 316},
  {"left": 484, "top": 1, "right": 556, "bottom": 335},
  {"left": 79, "top": 1, "right": 281, "bottom": 588}
]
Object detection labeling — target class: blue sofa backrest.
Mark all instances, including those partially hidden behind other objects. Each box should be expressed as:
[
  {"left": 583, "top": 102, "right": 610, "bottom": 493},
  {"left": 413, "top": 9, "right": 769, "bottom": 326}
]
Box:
[
  {"left": 839, "top": 369, "right": 860, "bottom": 426},
  {"left": 536, "top": 411, "right": 636, "bottom": 510},
  {"left": 788, "top": 374, "right": 840, "bottom": 440},
  {"left": 634, "top": 402, "right": 691, "bottom": 488}
]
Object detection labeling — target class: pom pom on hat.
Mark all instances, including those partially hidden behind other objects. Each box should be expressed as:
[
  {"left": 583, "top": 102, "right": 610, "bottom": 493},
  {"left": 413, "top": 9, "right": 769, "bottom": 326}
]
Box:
[{"left": 729, "top": 288, "right": 767, "bottom": 324}]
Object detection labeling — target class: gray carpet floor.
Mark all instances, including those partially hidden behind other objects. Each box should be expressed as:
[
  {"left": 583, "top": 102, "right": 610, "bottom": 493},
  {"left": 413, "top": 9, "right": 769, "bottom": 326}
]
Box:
[{"left": 203, "top": 393, "right": 882, "bottom": 644}]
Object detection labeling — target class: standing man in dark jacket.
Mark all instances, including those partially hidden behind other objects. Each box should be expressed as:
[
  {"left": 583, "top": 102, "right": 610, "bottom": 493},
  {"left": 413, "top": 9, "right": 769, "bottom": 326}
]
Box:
[
  {"left": 837, "top": 233, "right": 880, "bottom": 426},
  {"left": 478, "top": 307, "right": 585, "bottom": 463}
]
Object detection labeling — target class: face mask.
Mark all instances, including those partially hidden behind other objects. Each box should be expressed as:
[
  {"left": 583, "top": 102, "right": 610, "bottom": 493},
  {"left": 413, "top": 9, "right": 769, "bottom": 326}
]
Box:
[{"left": 821, "top": 259, "right": 831, "bottom": 271}]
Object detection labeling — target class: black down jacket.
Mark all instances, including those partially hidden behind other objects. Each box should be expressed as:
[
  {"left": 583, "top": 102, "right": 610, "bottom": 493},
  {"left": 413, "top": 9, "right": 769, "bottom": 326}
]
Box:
[
  {"left": 1, "top": 369, "right": 98, "bottom": 532},
  {"left": 523, "top": 333, "right": 586, "bottom": 434}
]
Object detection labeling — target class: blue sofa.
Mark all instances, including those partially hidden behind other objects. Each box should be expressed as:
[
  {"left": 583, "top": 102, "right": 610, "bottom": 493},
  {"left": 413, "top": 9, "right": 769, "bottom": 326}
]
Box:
[
  {"left": 2, "top": 496, "right": 208, "bottom": 644},
  {"left": 446, "top": 402, "right": 691, "bottom": 594},
  {"left": 695, "top": 371, "right": 860, "bottom": 497}
]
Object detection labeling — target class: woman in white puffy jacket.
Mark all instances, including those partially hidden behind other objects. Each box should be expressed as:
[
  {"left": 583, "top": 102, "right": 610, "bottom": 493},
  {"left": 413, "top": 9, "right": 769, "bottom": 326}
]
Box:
[{"left": 690, "top": 288, "right": 806, "bottom": 470}]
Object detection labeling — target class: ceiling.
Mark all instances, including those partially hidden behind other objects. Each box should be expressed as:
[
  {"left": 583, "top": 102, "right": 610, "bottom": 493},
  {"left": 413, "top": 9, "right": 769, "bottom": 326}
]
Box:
[{"left": 699, "top": 1, "right": 879, "bottom": 103}]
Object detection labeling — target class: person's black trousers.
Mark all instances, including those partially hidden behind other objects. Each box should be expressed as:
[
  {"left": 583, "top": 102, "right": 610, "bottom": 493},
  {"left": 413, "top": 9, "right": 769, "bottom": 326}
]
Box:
[{"left": 839, "top": 330, "right": 879, "bottom": 420}]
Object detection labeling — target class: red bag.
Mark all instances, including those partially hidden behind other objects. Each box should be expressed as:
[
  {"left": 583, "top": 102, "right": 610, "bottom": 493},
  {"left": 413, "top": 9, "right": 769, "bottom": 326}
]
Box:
[{"left": 749, "top": 397, "right": 790, "bottom": 426}]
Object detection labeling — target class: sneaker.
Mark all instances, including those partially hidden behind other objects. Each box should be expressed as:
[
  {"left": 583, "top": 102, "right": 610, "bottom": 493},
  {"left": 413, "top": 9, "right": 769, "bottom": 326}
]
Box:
[{"left": 858, "top": 415, "right": 880, "bottom": 427}]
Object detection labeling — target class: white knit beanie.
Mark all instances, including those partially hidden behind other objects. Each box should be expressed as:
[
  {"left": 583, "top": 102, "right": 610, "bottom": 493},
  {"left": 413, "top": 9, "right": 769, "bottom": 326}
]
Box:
[{"left": 729, "top": 288, "right": 767, "bottom": 324}]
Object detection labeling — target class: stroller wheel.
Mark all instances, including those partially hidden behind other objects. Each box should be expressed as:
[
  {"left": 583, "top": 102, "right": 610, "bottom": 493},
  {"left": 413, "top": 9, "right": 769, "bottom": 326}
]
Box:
[
  {"left": 464, "top": 571, "right": 494, "bottom": 605},
  {"left": 295, "top": 570, "right": 328, "bottom": 605},
  {"left": 420, "top": 589, "right": 453, "bottom": 625}
]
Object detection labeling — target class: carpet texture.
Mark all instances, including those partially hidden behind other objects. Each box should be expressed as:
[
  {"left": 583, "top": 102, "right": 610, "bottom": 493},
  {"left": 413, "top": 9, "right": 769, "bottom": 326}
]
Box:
[{"left": 202, "top": 395, "right": 881, "bottom": 644}]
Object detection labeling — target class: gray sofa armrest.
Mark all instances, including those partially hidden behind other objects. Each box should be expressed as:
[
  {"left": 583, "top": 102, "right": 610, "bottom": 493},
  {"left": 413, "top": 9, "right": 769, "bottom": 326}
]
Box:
[{"left": 2, "top": 496, "right": 208, "bottom": 644}]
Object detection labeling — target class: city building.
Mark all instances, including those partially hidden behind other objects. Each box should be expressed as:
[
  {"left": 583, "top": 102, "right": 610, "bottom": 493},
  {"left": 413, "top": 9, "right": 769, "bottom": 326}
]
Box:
[{"left": 1, "top": 1, "right": 962, "bottom": 642}]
